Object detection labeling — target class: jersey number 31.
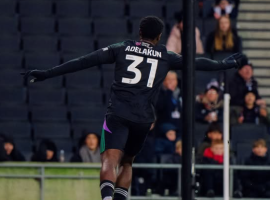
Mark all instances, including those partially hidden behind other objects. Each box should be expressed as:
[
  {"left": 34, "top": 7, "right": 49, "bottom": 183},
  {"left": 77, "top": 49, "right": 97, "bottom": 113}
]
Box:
[{"left": 122, "top": 54, "right": 158, "bottom": 88}]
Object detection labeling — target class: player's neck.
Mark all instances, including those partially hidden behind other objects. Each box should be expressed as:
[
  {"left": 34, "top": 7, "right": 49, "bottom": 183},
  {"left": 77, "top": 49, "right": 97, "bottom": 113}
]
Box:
[{"left": 140, "top": 39, "right": 156, "bottom": 46}]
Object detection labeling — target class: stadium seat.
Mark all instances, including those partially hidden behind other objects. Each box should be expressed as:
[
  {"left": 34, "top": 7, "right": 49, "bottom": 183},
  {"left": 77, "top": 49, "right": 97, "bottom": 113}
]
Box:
[
  {"left": 0, "top": 17, "right": 18, "bottom": 35},
  {"left": 52, "top": 138, "right": 74, "bottom": 161},
  {"left": 23, "top": 36, "right": 58, "bottom": 52},
  {"left": 194, "top": 123, "right": 209, "bottom": 147},
  {"left": 160, "top": 154, "right": 173, "bottom": 163},
  {"left": 72, "top": 121, "right": 103, "bottom": 139},
  {"left": 0, "top": 0, "right": 16, "bottom": 16},
  {"left": 29, "top": 88, "right": 66, "bottom": 105},
  {"left": 203, "top": 18, "right": 216, "bottom": 37},
  {"left": 231, "top": 124, "right": 269, "bottom": 149},
  {"left": 62, "top": 53, "right": 87, "bottom": 62},
  {"left": 56, "top": 1, "right": 90, "bottom": 17},
  {"left": 53, "top": 139, "right": 74, "bottom": 158},
  {"left": 65, "top": 68, "right": 101, "bottom": 89},
  {"left": 36, "top": 138, "right": 74, "bottom": 154},
  {"left": 236, "top": 142, "right": 252, "bottom": 164},
  {"left": 212, "top": 53, "right": 238, "bottom": 82},
  {"left": 60, "top": 36, "right": 94, "bottom": 54},
  {"left": 21, "top": 17, "right": 55, "bottom": 35},
  {"left": 25, "top": 52, "right": 60, "bottom": 69},
  {"left": 130, "top": 19, "right": 141, "bottom": 36},
  {"left": 14, "top": 139, "right": 33, "bottom": 161},
  {"left": 0, "top": 87, "right": 26, "bottom": 104},
  {"left": 129, "top": 2, "right": 164, "bottom": 18},
  {"left": 0, "top": 52, "right": 22, "bottom": 69},
  {"left": 58, "top": 18, "right": 92, "bottom": 36},
  {"left": 91, "top": 1, "right": 125, "bottom": 18},
  {"left": 67, "top": 89, "right": 103, "bottom": 106},
  {"left": 94, "top": 19, "right": 128, "bottom": 36},
  {"left": 70, "top": 106, "right": 106, "bottom": 122},
  {"left": 202, "top": 0, "right": 214, "bottom": 18},
  {"left": 165, "top": 1, "right": 182, "bottom": 19},
  {"left": 33, "top": 122, "right": 71, "bottom": 138},
  {"left": 30, "top": 105, "right": 68, "bottom": 122},
  {"left": 0, "top": 105, "right": 28, "bottom": 121},
  {"left": 19, "top": 0, "right": 53, "bottom": 17},
  {"left": 195, "top": 71, "right": 219, "bottom": 94},
  {"left": 0, "top": 121, "right": 31, "bottom": 138},
  {"left": 0, "top": 35, "right": 20, "bottom": 52},
  {"left": 196, "top": 19, "right": 203, "bottom": 35},
  {"left": 0, "top": 70, "right": 24, "bottom": 87}
]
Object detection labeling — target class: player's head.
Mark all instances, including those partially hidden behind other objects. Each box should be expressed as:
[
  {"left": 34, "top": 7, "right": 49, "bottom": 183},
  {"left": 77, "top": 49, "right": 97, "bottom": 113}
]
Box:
[{"left": 139, "top": 16, "right": 164, "bottom": 44}]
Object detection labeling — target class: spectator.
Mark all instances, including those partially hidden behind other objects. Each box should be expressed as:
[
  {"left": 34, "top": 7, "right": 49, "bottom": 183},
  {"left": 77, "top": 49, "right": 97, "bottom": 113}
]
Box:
[
  {"left": 0, "top": 134, "right": 25, "bottom": 161},
  {"left": 155, "top": 123, "right": 178, "bottom": 154},
  {"left": 166, "top": 11, "right": 204, "bottom": 54},
  {"left": 156, "top": 71, "right": 182, "bottom": 134},
  {"left": 31, "top": 139, "right": 58, "bottom": 162},
  {"left": 238, "top": 91, "right": 268, "bottom": 125},
  {"left": 241, "top": 139, "right": 270, "bottom": 198},
  {"left": 70, "top": 132, "right": 100, "bottom": 163},
  {"left": 229, "top": 57, "right": 265, "bottom": 107},
  {"left": 197, "top": 122, "right": 223, "bottom": 160},
  {"left": 205, "top": 16, "right": 242, "bottom": 54},
  {"left": 175, "top": 140, "right": 182, "bottom": 157},
  {"left": 202, "top": 140, "right": 224, "bottom": 197},
  {"left": 212, "top": 0, "right": 234, "bottom": 19},
  {"left": 0, "top": 135, "right": 6, "bottom": 161},
  {"left": 132, "top": 126, "right": 156, "bottom": 196},
  {"left": 195, "top": 86, "right": 223, "bottom": 123},
  {"left": 159, "top": 140, "right": 182, "bottom": 196}
]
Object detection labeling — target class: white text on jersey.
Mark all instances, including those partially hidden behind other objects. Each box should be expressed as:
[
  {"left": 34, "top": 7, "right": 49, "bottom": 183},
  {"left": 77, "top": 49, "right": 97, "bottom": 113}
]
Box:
[{"left": 125, "top": 46, "right": 162, "bottom": 58}]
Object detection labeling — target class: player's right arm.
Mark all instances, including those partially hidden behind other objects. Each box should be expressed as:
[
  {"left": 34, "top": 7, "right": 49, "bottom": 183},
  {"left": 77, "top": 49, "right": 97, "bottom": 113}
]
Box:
[
  {"left": 22, "top": 43, "right": 123, "bottom": 82},
  {"left": 168, "top": 51, "right": 244, "bottom": 71}
]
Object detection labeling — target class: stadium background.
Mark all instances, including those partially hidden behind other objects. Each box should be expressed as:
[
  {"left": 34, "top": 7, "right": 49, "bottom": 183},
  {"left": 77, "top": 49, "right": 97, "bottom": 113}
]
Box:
[{"left": 0, "top": 0, "right": 270, "bottom": 199}]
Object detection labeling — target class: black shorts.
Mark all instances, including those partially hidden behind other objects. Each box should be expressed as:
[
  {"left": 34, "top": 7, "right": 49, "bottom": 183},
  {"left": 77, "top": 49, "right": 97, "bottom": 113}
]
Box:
[{"left": 100, "top": 114, "right": 152, "bottom": 157}]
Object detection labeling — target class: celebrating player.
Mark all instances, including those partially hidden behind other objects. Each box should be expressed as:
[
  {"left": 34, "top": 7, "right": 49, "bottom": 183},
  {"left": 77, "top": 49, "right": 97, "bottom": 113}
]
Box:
[{"left": 23, "top": 16, "right": 244, "bottom": 200}]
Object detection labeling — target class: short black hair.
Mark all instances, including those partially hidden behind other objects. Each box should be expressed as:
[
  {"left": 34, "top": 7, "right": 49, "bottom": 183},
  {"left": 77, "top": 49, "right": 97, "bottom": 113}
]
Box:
[
  {"left": 207, "top": 122, "right": 222, "bottom": 134},
  {"left": 139, "top": 16, "right": 164, "bottom": 40}
]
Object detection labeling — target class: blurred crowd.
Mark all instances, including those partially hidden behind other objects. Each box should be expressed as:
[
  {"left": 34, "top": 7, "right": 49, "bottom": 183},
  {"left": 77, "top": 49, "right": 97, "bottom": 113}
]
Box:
[{"left": 0, "top": 0, "right": 270, "bottom": 198}]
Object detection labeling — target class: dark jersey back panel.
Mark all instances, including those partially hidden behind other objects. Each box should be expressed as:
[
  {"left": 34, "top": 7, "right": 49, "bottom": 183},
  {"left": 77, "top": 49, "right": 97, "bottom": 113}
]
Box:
[{"left": 104, "top": 40, "right": 183, "bottom": 123}]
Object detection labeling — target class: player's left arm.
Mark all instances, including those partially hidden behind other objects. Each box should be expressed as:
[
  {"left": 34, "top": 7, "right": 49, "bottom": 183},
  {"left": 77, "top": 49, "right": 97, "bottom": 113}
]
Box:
[
  {"left": 22, "top": 43, "right": 122, "bottom": 82},
  {"left": 169, "top": 51, "right": 243, "bottom": 71}
]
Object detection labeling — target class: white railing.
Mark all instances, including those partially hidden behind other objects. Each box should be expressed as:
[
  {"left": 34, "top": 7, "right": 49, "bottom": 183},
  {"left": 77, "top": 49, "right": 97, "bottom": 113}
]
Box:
[{"left": 0, "top": 163, "right": 269, "bottom": 200}]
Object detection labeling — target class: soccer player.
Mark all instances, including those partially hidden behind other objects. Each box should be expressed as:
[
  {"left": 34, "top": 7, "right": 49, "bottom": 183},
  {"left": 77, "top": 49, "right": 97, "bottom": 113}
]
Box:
[{"left": 23, "top": 16, "right": 244, "bottom": 200}]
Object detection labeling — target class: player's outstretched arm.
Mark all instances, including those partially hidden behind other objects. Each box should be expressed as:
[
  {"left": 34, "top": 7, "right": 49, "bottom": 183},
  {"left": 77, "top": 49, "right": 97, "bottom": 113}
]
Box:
[
  {"left": 195, "top": 53, "right": 244, "bottom": 71},
  {"left": 21, "top": 48, "right": 116, "bottom": 83},
  {"left": 169, "top": 52, "right": 243, "bottom": 71}
]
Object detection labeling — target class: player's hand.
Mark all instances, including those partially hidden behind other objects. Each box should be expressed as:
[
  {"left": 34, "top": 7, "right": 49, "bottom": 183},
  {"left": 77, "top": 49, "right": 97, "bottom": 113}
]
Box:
[
  {"left": 21, "top": 70, "right": 48, "bottom": 83},
  {"left": 222, "top": 53, "right": 244, "bottom": 69}
]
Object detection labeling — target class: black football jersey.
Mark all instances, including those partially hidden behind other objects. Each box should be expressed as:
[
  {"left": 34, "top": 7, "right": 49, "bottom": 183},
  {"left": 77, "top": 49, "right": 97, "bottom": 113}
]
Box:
[{"left": 100, "top": 40, "right": 183, "bottom": 123}]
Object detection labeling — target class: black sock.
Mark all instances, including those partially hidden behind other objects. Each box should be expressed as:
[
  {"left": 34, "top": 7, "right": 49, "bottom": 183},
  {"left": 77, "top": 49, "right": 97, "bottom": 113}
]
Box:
[
  {"left": 113, "top": 187, "right": 128, "bottom": 200},
  {"left": 100, "top": 180, "right": 115, "bottom": 200}
]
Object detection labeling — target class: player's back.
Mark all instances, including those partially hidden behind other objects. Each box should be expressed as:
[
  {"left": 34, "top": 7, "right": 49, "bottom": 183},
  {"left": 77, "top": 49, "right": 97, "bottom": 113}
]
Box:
[{"left": 107, "top": 40, "right": 172, "bottom": 123}]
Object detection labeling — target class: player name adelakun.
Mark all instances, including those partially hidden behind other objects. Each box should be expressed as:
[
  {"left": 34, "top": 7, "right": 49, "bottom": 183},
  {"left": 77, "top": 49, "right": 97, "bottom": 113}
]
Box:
[{"left": 125, "top": 46, "right": 162, "bottom": 58}]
